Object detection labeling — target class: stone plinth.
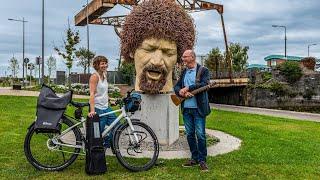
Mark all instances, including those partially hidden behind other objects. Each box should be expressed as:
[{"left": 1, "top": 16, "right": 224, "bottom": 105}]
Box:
[{"left": 132, "top": 94, "right": 179, "bottom": 145}]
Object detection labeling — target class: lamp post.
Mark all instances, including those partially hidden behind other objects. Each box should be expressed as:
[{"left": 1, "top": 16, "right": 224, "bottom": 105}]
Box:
[
  {"left": 272, "top": 25, "right": 287, "bottom": 58},
  {"left": 41, "top": 0, "right": 45, "bottom": 84},
  {"left": 308, "top": 43, "right": 317, "bottom": 57},
  {"left": 8, "top": 17, "right": 28, "bottom": 87},
  {"left": 84, "top": 0, "right": 90, "bottom": 74}
]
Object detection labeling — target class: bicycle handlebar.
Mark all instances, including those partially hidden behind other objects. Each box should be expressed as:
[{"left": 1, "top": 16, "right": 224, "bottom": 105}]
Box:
[{"left": 70, "top": 101, "right": 90, "bottom": 108}]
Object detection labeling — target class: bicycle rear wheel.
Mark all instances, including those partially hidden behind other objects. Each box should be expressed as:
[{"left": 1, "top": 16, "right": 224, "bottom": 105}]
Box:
[
  {"left": 24, "top": 117, "right": 82, "bottom": 171},
  {"left": 113, "top": 121, "right": 159, "bottom": 172}
]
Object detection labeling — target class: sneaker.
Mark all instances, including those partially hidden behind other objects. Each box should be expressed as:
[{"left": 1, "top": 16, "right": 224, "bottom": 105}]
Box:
[
  {"left": 182, "top": 159, "right": 198, "bottom": 167},
  {"left": 199, "top": 161, "right": 209, "bottom": 172}
]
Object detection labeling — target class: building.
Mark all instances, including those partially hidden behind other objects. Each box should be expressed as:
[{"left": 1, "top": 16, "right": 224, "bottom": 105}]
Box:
[
  {"left": 247, "top": 64, "right": 271, "bottom": 72},
  {"left": 264, "top": 55, "right": 304, "bottom": 67}
]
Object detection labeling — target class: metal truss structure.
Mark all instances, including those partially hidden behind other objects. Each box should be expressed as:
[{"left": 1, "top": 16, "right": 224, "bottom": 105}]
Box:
[{"left": 75, "top": 0, "right": 233, "bottom": 78}]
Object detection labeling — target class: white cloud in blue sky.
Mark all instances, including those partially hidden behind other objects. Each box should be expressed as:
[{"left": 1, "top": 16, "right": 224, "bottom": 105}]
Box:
[{"left": 0, "top": 0, "right": 319, "bottom": 77}]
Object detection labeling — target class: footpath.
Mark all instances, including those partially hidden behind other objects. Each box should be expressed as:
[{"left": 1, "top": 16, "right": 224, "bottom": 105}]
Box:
[
  {"left": 211, "top": 103, "right": 320, "bottom": 123},
  {"left": 1, "top": 87, "right": 318, "bottom": 122}
]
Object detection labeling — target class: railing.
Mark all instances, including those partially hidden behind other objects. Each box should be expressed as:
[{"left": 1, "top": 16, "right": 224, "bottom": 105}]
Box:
[{"left": 210, "top": 69, "right": 248, "bottom": 79}]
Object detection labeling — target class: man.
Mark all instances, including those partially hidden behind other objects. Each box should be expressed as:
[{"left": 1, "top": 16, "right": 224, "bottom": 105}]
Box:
[
  {"left": 120, "top": 0, "right": 195, "bottom": 94},
  {"left": 174, "top": 49, "right": 211, "bottom": 171}
]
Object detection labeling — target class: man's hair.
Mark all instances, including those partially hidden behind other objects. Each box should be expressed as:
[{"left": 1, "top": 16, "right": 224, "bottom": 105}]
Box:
[
  {"left": 120, "top": 0, "right": 195, "bottom": 63},
  {"left": 92, "top": 56, "right": 108, "bottom": 71},
  {"left": 189, "top": 50, "right": 196, "bottom": 59}
]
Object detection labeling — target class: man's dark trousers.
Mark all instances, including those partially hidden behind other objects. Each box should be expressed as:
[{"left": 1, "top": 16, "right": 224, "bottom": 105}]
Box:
[{"left": 183, "top": 108, "right": 207, "bottom": 162}]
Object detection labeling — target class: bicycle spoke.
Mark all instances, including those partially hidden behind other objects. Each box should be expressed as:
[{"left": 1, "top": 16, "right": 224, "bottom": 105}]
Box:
[
  {"left": 114, "top": 121, "right": 159, "bottom": 171},
  {"left": 24, "top": 118, "right": 82, "bottom": 171}
]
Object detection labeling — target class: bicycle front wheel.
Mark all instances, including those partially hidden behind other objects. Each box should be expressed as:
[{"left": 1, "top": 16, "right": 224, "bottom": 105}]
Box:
[
  {"left": 113, "top": 121, "right": 159, "bottom": 172},
  {"left": 24, "top": 117, "right": 82, "bottom": 171}
]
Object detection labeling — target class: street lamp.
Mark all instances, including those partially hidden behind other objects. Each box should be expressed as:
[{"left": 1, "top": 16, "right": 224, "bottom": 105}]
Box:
[
  {"left": 83, "top": 0, "right": 90, "bottom": 74},
  {"left": 8, "top": 17, "right": 28, "bottom": 87},
  {"left": 308, "top": 43, "right": 317, "bottom": 57},
  {"left": 41, "top": 0, "right": 45, "bottom": 84},
  {"left": 272, "top": 25, "right": 287, "bottom": 58}
]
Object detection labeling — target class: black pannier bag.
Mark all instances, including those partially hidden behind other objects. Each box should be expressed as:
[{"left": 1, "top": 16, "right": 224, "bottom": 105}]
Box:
[
  {"left": 34, "top": 84, "right": 72, "bottom": 133},
  {"left": 124, "top": 92, "right": 142, "bottom": 112},
  {"left": 85, "top": 114, "right": 107, "bottom": 175}
]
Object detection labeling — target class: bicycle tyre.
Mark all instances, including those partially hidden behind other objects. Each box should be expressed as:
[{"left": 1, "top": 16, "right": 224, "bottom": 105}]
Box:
[
  {"left": 24, "top": 117, "right": 82, "bottom": 171},
  {"left": 113, "top": 121, "right": 159, "bottom": 172}
]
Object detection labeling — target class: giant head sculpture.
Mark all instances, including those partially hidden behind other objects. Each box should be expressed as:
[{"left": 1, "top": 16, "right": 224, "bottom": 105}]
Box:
[{"left": 120, "top": 0, "right": 195, "bottom": 94}]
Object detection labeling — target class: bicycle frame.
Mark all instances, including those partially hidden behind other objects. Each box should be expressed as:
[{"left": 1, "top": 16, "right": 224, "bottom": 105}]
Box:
[{"left": 51, "top": 106, "right": 139, "bottom": 152}]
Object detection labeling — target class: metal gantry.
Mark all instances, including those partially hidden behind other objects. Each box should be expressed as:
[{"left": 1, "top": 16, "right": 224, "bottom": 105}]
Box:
[{"left": 75, "top": 0, "right": 232, "bottom": 78}]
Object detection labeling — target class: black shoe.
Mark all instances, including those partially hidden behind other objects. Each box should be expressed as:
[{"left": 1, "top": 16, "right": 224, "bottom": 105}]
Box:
[
  {"left": 199, "top": 161, "right": 209, "bottom": 172},
  {"left": 182, "top": 159, "right": 198, "bottom": 167}
]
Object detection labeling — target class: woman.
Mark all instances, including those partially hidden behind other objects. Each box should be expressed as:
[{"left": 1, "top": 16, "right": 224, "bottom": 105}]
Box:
[{"left": 88, "top": 55, "right": 117, "bottom": 148}]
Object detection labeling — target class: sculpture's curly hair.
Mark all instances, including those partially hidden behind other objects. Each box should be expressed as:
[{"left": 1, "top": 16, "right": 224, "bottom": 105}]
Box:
[{"left": 120, "top": 0, "right": 195, "bottom": 63}]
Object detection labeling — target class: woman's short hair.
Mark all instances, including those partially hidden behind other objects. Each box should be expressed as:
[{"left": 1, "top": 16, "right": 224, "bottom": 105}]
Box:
[{"left": 92, "top": 56, "right": 108, "bottom": 71}]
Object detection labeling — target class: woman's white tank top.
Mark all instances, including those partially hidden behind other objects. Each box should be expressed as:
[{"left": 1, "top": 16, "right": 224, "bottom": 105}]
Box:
[{"left": 94, "top": 72, "right": 108, "bottom": 110}]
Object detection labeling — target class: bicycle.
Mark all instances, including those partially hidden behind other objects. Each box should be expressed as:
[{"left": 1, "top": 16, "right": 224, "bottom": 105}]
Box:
[{"left": 24, "top": 89, "right": 159, "bottom": 172}]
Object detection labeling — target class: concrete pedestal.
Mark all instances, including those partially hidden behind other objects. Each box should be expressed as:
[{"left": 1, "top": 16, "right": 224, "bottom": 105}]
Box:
[{"left": 132, "top": 94, "right": 179, "bottom": 145}]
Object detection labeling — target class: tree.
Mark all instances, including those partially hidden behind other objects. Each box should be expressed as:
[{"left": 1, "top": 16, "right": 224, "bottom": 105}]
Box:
[
  {"left": 75, "top": 47, "right": 95, "bottom": 74},
  {"left": 229, "top": 43, "right": 249, "bottom": 72},
  {"left": 204, "top": 47, "right": 224, "bottom": 78},
  {"left": 118, "top": 62, "right": 135, "bottom": 85},
  {"left": 46, "top": 55, "right": 57, "bottom": 84},
  {"left": 277, "top": 61, "right": 302, "bottom": 84},
  {"left": 8, "top": 56, "right": 19, "bottom": 81},
  {"left": 54, "top": 27, "right": 80, "bottom": 89}
]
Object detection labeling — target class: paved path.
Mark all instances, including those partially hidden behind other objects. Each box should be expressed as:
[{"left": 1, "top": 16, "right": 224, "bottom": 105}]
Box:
[
  {"left": 105, "top": 126, "right": 242, "bottom": 159},
  {"left": 211, "top": 103, "right": 320, "bottom": 123},
  {"left": 0, "top": 88, "right": 89, "bottom": 99}
]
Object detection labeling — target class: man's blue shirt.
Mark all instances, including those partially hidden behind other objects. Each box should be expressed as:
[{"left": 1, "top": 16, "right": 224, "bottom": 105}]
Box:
[{"left": 183, "top": 67, "right": 197, "bottom": 108}]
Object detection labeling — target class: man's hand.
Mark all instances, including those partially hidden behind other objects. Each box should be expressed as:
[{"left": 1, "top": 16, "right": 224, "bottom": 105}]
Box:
[
  {"left": 185, "top": 92, "right": 194, "bottom": 98},
  {"left": 179, "top": 87, "right": 189, "bottom": 97}
]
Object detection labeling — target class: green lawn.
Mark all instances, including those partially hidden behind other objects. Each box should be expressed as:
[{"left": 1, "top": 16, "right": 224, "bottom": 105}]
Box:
[{"left": 0, "top": 95, "right": 319, "bottom": 179}]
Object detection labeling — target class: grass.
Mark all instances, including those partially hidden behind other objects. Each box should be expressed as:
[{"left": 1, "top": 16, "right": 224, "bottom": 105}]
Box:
[{"left": 0, "top": 95, "right": 320, "bottom": 179}]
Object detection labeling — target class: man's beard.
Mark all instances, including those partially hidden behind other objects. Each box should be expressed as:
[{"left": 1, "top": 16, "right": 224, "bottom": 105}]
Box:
[{"left": 139, "top": 64, "right": 168, "bottom": 94}]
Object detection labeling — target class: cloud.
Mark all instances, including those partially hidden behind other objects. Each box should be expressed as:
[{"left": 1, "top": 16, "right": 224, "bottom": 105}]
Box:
[{"left": 1, "top": 0, "right": 320, "bottom": 78}]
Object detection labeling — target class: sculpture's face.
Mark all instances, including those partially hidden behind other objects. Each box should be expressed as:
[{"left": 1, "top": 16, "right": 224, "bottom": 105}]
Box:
[{"left": 133, "top": 38, "right": 177, "bottom": 93}]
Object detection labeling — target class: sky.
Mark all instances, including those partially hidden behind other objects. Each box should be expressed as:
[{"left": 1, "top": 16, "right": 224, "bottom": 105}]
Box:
[{"left": 0, "top": 0, "right": 320, "bottom": 77}]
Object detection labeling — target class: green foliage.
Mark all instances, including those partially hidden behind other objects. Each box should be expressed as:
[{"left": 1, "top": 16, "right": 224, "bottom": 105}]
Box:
[
  {"left": 204, "top": 47, "right": 224, "bottom": 77},
  {"left": 229, "top": 43, "right": 249, "bottom": 72},
  {"left": 269, "top": 81, "right": 286, "bottom": 96},
  {"left": 277, "top": 61, "right": 302, "bottom": 83},
  {"left": 109, "top": 91, "right": 122, "bottom": 98},
  {"left": 262, "top": 72, "right": 272, "bottom": 82},
  {"left": 46, "top": 56, "right": 56, "bottom": 84},
  {"left": 75, "top": 47, "right": 95, "bottom": 74},
  {"left": 118, "top": 62, "right": 135, "bottom": 85},
  {"left": 54, "top": 27, "right": 80, "bottom": 89},
  {"left": 1, "top": 96, "right": 320, "bottom": 179},
  {"left": 8, "top": 56, "right": 19, "bottom": 79}
]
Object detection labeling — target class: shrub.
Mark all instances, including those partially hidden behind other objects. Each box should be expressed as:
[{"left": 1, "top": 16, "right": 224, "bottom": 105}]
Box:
[
  {"left": 277, "top": 61, "right": 302, "bottom": 83},
  {"left": 262, "top": 72, "right": 272, "bottom": 82},
  {"left": 269, "top": 81, "right": 286, "bottom": 96},
  {"left": 301, "top": 57, "right": 316, "bottom": 70}
]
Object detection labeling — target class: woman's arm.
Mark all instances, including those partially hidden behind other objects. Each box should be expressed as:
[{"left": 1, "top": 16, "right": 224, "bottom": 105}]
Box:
[{"left": 88, "top": 74, "right": 98, "bottom": 117}]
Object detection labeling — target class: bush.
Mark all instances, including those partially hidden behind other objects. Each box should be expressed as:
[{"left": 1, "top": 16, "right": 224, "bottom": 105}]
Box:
[
  {"left": 262, "top": 72, "right": 272, "bottom": 82},
  {"left": 301, "top": 57, "right": 316, "bottom": 70},
  {"left": 277, "top": 61, "right": 302, "bottom": 83},
  {"left": 269, "top": 81, "right": 286, "bottom": 96}
]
